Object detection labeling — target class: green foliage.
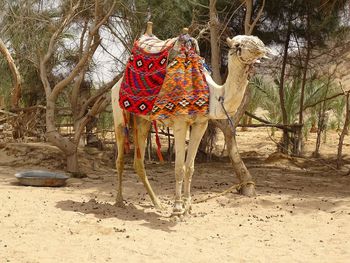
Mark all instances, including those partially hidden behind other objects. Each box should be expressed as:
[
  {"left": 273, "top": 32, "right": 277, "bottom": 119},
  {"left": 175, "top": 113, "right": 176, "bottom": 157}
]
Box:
[
  {"left": 251, "top": 75, "right": 342, "bottom": 129},
  {"left": 247, "top": 76, "right": 265, "bottom": 115},
  {"left": 259, "top": 0, "right": 347, "bottom": 45},
  {"left": 132, "top": 0, "right": 193, "bottom": 39},
  {"left": 0, "top": 56, "right": 12, "bottom": 108},
  {"left": 251, "top": 76, "right": 281, "bottom": 124},
  {"left": 330, "top": 94, "right": 346, "bottom": 130}
]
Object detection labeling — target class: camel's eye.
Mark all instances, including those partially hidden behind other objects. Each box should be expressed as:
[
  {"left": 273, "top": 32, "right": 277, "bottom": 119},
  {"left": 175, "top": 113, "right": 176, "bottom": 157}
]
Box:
[{"left": 235, "top": 43, "right": 240, "bottom": 48}]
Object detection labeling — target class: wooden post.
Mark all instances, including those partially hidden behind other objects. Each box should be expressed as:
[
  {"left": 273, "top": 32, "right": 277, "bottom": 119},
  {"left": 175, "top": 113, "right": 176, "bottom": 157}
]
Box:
[{"left": 146, "top": 21, "right": 153, "bottom": 35}]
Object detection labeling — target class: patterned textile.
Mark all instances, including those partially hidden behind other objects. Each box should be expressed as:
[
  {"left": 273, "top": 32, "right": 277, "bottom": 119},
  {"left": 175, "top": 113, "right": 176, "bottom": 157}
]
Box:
[
  {"left": 119, "top": 37, "right": 173, "bottom": 115},
  {"left": 151, "top": 38, "right": 209, "bottom": 120}
]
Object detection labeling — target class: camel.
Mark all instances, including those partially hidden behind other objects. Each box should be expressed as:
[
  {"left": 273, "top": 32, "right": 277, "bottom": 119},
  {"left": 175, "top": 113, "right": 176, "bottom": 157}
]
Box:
[{"left": 111, "top": 32, "right": 268, "bottom": 216}]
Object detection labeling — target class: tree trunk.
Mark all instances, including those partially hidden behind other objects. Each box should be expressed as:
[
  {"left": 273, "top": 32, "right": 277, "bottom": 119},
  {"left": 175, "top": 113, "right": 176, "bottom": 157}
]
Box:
[
  {"left": 214, "top": 118, "right": 255, "bottom": 196},
  {"left": 0, "top": 38, "right": 22, "bottom": 108},
  {"left": 278, "top": 21, "right": 292, "bottom": 154},
  {"left": 240, "top": 115, "right": 249, "bottom": 131},
  {"left": 67, "top": 150, "right": 79, "bottom": 174},
  {"left": 46, "top": 99, "right": 79, "bottom": 173},
  {"left": 313, "top": 79, "right": 331, "bottom": 157},
  {"left": 209, "top": 0, "right": 222, "bottom": 84},
  {"left": 213, "top": 89, "right": 256, "bottom": 196},
  {"left": 295, "top": 11, "right": 311, "bottom": 156},
  {"left": 207, "top": 0, "right": 266, "bottom": 196},
  {"left": 337, "top": 93, "right": 350, "bottom": 169},
  {"left": 208, "top": 0, "right": 265, "bottom": 196},
  {"left": 313, "top": 109, "right": 325, "bottom": 157},
  {"left": 226, "top": 128, "right": 255, "bottom": 196}
]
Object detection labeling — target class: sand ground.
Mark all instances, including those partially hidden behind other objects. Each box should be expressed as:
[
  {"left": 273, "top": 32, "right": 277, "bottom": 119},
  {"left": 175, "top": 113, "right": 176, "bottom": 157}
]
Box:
[{"left": 0, "top": 129, "right": 349, "bottom": 263}]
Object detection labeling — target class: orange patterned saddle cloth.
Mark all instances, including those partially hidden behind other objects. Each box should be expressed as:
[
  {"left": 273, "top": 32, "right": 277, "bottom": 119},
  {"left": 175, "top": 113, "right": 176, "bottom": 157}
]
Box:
[{"left": 151, "top": 36, "right": 209, "bottom": 120}]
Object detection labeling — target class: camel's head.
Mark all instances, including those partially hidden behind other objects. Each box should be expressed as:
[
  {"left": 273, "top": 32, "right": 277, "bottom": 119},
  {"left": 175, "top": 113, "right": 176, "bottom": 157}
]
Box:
[{"left": 226, "top": 35, "right": 268, "bottom": 65}]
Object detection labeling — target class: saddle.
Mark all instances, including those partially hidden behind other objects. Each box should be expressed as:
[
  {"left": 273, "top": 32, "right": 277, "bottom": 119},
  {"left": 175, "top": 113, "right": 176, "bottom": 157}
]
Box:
[
  {"left": 137, "top": 34, "right": 177, "bottom": 53},
  {"left": 119, "top": 33, "right": 209, "bottom": 119}
]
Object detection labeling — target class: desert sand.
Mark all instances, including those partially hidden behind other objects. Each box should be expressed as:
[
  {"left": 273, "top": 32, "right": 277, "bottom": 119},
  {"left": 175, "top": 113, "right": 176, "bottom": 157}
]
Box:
[{"left": 0, "top": 129, "right": 349, "bottom": 263}]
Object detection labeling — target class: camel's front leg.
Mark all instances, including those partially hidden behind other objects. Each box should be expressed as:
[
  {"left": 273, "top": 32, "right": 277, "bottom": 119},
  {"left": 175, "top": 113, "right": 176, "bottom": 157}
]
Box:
[
  {"left": 133, "top": 117, "right": 163, "bottom": 210},
  {"left": 183, "top": 121, "right": 208, "bottom": 214},
  {"left": 172, "top": 120, "right": 189, "bottom": 216}
]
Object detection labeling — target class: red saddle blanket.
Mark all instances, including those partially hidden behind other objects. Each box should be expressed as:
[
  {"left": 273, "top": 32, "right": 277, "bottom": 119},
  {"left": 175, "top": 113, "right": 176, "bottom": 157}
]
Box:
[{"left": 119, "top": 40, "right": 172, "bottom": 115}]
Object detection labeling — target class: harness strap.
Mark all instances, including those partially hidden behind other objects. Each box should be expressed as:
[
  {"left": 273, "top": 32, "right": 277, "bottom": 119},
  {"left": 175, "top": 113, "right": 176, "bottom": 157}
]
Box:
[
  {"left": 218, "top": 96, "right": 236, "bottom": 136},
  {"left": 133, "top": 115, "right": 141, "bottom": 159}
]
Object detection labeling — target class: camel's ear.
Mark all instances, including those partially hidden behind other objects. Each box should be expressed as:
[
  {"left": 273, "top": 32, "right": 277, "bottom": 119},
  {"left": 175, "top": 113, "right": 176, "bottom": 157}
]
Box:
[{"left": 226, "top": 37, "right": 233, "bottom": 48}]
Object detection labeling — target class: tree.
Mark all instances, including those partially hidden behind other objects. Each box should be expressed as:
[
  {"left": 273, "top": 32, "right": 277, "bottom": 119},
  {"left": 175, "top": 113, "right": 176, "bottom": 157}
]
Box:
[
  {"left": 39, "top": 0, "right": 119, "bottom": 173},
  {"left": 261, "top": 0, "right": 349, "bottom": 155},
  {"left": 1, "top": 0, "right": 125, "bottom": 173}
]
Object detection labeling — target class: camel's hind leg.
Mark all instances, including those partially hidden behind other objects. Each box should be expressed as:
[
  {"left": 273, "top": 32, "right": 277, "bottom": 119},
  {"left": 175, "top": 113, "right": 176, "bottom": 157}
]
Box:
[
  {"left": 133, "top": 116, "right": 163, "bottom": 210},
  {"left": 183, "top": 121, "right": 208, "bottom": 214}
]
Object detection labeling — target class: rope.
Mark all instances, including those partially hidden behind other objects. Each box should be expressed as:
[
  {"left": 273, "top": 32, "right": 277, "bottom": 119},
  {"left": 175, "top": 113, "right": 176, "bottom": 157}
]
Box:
[{"left": 194, "top": 181, "right": 255, "bottom": 204}]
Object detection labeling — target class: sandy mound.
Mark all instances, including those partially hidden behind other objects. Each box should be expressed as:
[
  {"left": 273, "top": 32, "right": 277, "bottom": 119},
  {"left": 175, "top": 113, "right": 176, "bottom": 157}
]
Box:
[{"left": 0, "top": 142, "right": 114, "bottom": 174}]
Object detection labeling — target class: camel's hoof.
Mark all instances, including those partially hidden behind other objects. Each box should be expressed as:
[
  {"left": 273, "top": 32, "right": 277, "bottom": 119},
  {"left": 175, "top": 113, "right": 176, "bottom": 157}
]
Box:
[
  {"left": 152, "top": 199, "right": 165, "bottom": 211},
  {"left": 171, "top": 216, "right": 180, "bottom": 222},
  {"left": 183, "top": 203, "right": 192, "bottom": 214},
  {"left": 184, "top": 208, "right": 192, "bottom": 216},
  {"left": 171, "top": 207, "right": 185, "bottom": 217},
  {"left": 170, "top": 214, "right": 185, "bottom": 222},
  {"left": 154, "top": 203, "right": 165, "bottom": 211}
]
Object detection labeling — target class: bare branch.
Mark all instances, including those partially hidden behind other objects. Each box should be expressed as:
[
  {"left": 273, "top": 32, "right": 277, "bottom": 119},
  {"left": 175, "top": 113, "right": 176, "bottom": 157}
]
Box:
[
  {"left": 40, "top": 0, "right": 82, "bottom": 97},
  {"left": 77, "top": 72, "right": 123, "bottom": 120},
  {"left": 42, "top": 0, "right": 81, "bottom": 65},
  {"left": 244, "top": 0, "right": 253, "bottom": 34},
  {"left": 90, "top": 2, "right": 116, "bottom": 35},
  {"left": 247, "top": 0, "right": 265, "bottom": 35},
  {"left": 49, "top": 2, "right": 116, "bottom": 102}
]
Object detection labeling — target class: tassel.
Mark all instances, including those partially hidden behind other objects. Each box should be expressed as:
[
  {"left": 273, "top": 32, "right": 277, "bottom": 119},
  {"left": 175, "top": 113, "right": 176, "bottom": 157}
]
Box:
[
  {"left": 122, "top": 111, "right": 130, "bottom": 153},
  {"left": 153, "top": 120, "right": 164, "bottom": 162}
]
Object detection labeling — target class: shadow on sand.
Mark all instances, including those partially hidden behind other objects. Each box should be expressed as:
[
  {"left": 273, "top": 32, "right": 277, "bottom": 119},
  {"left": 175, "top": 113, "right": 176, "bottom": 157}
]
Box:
[{"left": 56, "top": 198, "right": 178, "bottom": 232}]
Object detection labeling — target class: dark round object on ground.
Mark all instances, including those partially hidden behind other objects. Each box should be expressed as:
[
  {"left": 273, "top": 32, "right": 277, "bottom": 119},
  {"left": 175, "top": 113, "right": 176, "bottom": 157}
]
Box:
[{"left": 15, "top": 170, "right": 69, "bottom": 187}]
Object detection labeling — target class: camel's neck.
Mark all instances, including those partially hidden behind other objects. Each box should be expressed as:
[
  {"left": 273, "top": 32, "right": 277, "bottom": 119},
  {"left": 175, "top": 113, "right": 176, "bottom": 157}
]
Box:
[{"left": 222, "top": 56, "right": 250, "bottom": 115}]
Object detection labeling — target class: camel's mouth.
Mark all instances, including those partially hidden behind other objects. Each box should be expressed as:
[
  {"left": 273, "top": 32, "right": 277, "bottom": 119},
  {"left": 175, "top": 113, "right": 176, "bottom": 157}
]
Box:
[{"left": 253, "top": 50, "right": 270, "bottom": 64}]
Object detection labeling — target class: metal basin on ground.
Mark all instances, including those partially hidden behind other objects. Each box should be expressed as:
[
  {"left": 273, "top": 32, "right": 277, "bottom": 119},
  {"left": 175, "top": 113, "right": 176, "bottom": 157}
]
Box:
[{"left": 15, "top": 170, "right": 69, "bottom": 187}]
